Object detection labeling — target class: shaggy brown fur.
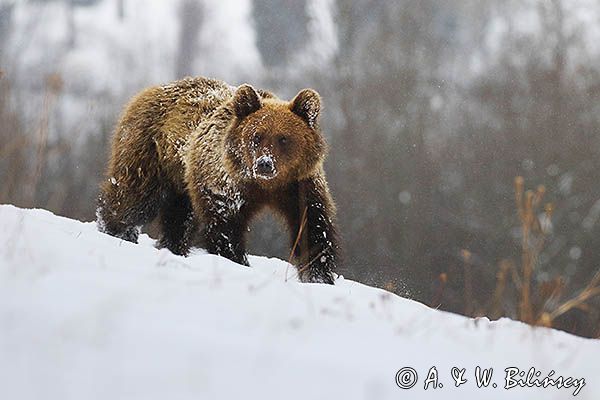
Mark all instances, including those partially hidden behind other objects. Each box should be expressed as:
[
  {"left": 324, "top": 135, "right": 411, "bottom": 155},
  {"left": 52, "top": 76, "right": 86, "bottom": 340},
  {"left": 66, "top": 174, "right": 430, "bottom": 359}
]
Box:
[{"left": 97, "top": 76, "right": 339, "bottom": 284}]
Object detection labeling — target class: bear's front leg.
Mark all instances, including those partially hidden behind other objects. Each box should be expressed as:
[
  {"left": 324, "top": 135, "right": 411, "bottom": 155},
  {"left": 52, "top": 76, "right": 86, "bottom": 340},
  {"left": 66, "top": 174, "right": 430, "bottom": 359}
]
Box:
[
  {"left": 203, "top": 216, "right": 249, "bottom": 266},
  {"left": 293, "top": 177, "right": 339, "bottom": 284},
  {"left": 198, "top": 189, "right": 249, "bottom": 266}
]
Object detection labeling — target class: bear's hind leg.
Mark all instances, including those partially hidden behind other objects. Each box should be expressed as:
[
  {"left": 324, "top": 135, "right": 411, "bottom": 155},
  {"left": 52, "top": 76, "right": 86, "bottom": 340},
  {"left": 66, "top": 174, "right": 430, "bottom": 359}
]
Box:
[
  {"left": 96, "top": 179, "right": 162, "bottom": 243},
  {"left": 157, "top": 192, "right": 197, "bottom": 256}
]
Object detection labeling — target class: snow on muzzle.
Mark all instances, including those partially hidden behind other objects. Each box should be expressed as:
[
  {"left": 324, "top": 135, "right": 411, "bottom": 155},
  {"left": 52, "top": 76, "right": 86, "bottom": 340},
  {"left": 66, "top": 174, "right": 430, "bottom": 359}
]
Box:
[{"left": 253, "top": 154, "right": 276, "bottom": 179}]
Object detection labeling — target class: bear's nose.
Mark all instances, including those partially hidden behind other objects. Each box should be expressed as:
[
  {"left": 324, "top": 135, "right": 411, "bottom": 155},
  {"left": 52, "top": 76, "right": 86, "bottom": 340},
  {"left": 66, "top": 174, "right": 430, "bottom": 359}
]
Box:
[{"left": 255, "top": 155, "right": 274, "bottom": 176}]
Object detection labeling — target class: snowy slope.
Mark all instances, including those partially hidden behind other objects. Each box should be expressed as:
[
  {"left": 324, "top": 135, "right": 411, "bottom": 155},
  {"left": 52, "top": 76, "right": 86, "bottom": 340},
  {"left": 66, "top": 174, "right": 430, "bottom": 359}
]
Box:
[{"left": 0, "top": 204, "right": 598, "bottom": 400}]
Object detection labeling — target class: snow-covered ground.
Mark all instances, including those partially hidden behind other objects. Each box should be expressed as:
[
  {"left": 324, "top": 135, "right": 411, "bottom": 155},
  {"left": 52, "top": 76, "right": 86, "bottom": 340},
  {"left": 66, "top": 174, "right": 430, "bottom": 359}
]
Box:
[{"left": 0, "top": 204, "right": 598, "bottom": 400}]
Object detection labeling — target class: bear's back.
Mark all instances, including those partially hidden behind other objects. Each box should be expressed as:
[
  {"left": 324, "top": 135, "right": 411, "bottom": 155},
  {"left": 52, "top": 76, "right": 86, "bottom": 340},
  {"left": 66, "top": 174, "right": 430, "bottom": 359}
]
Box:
[
  {"left": 156, "top": 77, "right": 235, "bottom": 190},
  {"left": 160, "top": 76, "right": 234, "bottom": 146}
]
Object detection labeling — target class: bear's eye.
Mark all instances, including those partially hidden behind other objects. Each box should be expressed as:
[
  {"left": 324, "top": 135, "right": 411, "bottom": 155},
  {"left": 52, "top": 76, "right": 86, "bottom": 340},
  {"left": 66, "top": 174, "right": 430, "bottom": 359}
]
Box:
[
  {"left": 252, "top": 134, "right": 262, "bottom": 146},
  {"left": 278, "top": 136, "right": 288, "bottom": 146}
]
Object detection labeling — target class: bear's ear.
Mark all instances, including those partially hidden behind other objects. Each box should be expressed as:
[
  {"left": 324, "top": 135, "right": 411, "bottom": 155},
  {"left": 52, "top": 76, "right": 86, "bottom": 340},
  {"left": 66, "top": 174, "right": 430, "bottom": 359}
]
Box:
[
  {"left": 233, "top": 84, "right": 261, "bottom": 119},
  {"left": 290, "top": 89, "right": 321, "bottom": 129}
]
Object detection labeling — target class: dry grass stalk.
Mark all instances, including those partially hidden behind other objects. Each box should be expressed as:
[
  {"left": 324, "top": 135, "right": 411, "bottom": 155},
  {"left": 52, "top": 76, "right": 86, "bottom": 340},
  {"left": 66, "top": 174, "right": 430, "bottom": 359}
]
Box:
[
  {"left": 383, "top": 281, "right": 397, "bottom": 293},
  {"left": 508, "top": 177, "right": 600, "bottom": 332},
  {"left": 514, "top": 177, "right": 550, "bottom": 323},
  {"left": 430, "top": 272, "right": 447, "bottom": 308},
  {"left": 461, "top": 249, "right": 474, "bottom": 315},
  {"left": 491, "top": 260, "right": 512, "bottom": 319},
  {"left": 542, "top": 271, "right": 600, "bottom": 326},
  {"left": 27, "top": 73, "right": 63, "bottom": 206},
  {"left": 0, "top": 77, "right": 29, "bottom": 203},
  {"left": 285, "top": 206, "right": 308, "bottom": 282}
]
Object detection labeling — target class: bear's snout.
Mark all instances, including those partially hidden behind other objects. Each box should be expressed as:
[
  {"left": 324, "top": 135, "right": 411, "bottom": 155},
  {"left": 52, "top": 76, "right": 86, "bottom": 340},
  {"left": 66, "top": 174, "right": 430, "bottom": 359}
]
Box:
[{"left": 254, "top": 155, "right": 276, "bottom": 179}]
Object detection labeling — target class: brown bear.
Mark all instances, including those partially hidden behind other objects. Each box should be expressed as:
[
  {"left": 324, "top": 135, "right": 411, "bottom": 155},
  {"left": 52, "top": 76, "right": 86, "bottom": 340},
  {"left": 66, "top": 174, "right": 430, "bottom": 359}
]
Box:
[{"left": 96, "top": 76, "right": 339, "bottom": 284}]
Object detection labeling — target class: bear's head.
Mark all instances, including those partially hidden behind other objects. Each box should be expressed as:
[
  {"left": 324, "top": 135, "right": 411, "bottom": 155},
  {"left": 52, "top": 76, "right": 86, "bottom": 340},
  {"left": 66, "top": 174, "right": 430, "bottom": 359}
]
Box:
[{"left": 224, "top": 84, "right": 327, "bottom": 188}]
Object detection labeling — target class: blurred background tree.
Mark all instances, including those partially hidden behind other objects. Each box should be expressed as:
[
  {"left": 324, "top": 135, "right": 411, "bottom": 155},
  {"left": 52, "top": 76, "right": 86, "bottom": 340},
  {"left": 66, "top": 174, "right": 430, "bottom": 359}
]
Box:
[{"left": 1, "top": 0, "right": 599, "bottom": 337}]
